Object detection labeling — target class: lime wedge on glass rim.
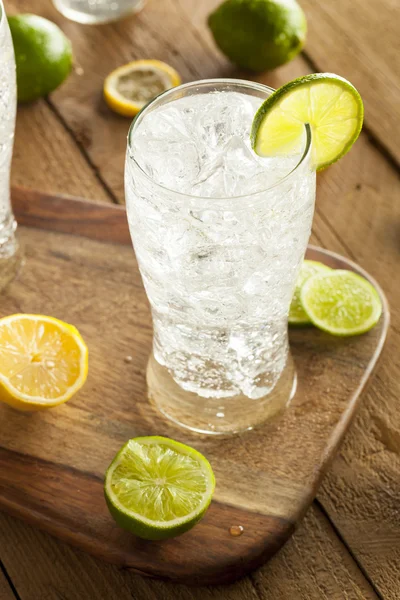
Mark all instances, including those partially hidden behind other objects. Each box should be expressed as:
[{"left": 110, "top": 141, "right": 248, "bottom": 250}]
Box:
[
  {"left": 300, "top": 270, "right": 382, "bottom": 336},
  {"left": 251, "top": 73, "right": 364, "bottom": 170},
  {"left": 289, "top": 260, "right": 332, "bottom": 325},
  {"left": 104, "top": 436, "right": 215, "bottom": 540}
]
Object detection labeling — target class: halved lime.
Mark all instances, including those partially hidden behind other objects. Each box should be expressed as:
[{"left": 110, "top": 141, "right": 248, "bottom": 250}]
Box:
[
  {"left": 289, "top": 260, "right": 332, "bottom": 325},
  {"left": 104, "top": 436, "right": 215, "bottom": 540},
  {"left": 251, "top": 73, "right": 364, "bottom": 170},
  {"left": 300, "top": 270, "right": 382, "bottom": 336}
]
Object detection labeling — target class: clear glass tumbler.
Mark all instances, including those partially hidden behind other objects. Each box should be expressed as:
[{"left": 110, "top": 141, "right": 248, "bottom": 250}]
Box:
[
  {"left": 52, "top": 0, "right": 145, "bottom": 24},
  {"left": 0, "top": 0, "right": 19, "bottom": 291},
  {"left": 125, "top": 79, "right": 316, "bottom": 435}
]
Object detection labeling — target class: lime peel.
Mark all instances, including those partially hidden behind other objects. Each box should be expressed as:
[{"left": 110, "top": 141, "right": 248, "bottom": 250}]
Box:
[
  {"left": 8, "top": 14, "right": 72, "bottom": 103},
  {"left": 208, "top": 0, "right": 307, "bottom": 72}
]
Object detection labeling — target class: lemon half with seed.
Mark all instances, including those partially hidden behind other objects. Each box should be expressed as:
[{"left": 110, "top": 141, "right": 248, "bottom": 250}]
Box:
[
  {"left": 251, "top": 73, "right": 364, "bottom": 170},
  {"left": 104, "top": 60, "right": 181, "bottom": 117},
  {"left": 105, "top": 436, "right": 216, "bottom": 540},
  {"left": 0, "top": 314, "right": 88, "bottom": 411}
]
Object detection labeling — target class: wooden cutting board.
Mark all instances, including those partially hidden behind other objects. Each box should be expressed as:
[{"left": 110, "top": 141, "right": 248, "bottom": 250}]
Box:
[{"left": 0, "top": 187, "right": 389, "bottom": 585}]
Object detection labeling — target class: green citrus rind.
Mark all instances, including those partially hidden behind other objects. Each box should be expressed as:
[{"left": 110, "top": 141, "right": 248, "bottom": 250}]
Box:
[
  {"left": 300, "top": 270, "right": 382, "bottom": 336},
  {"left": 8, "top": 14, "right": 73, "bottom": 103},
  {"left": 208, "top": 0, "right": 307, "bottom": 73},
  {"left": 251, "top": 73, "right": 364, "bottom": 171},
  {"left": 289, "top": 260, "right": 332, "bottom": 326},
  {"left": 104, "top": 436, "right": 216, "bottom": 540}
]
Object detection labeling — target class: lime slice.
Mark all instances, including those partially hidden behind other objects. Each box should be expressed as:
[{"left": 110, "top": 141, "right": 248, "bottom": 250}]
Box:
[
  {"left": 251, "top": 73, "right": 364, "bottom": 170},
  {"left": 289, "top": 260, "right": 332, "bottom": 325},
  {"left": 104, "top": 436, "right": 215, "bottom": 540},
  {"left": 300, "top": 270, "right": 382, "bottom": 336}
]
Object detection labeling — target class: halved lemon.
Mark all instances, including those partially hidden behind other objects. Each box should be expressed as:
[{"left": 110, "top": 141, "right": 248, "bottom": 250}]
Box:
[
  {"left": 104, "top": 59, "right": 181, "bottom": 117},
  {"left": 0, "top": 314, "right": 88, "bottom": 411}
]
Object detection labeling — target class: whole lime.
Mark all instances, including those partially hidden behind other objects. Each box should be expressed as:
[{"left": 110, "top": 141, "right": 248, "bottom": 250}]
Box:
[
  {"left": 208, "top": 0, "right": 307, "bottom": 72},
  {"left": 8, "top": 14, "right": 73, "bottom": 103}
]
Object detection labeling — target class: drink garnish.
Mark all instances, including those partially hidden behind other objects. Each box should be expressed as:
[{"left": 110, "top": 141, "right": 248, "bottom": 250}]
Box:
[{"left": 251, "top": 73, "right": 364, "bottom": 170}]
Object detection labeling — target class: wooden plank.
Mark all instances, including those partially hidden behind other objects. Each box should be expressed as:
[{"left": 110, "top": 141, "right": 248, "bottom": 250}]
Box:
[
  {"left": 0, "top": 511, "right": 258, "bottom": 600},
  {"left": 253, "top": 504, "right": 379, "bottom": 600},
  {"left": 0, "top": 193, "right": 389, "bottom": 585},
  {"left": 0, "top": 505, "right": 378, "bottom": 600},
  {"left": 0, "top": 568, "right": 17, "bottom": 600},
  {"left": 12, "top": 187, "right": 130, "bottom": 245},
  {"left": 301, "top": 0, "right": 400, "bottom": 164},
  {"left": 11, "top": 101, "right": 111, "bottom": 203},
  {"left": 320, "top": 399, "right": 400, "bottom": 599},
  {"left": 310, "top": 140, "right": 400, "bottom": 598}
]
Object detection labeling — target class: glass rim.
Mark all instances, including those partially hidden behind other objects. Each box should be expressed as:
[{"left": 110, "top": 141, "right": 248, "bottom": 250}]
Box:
[{"left": 127, "top": 78, "right": 312, "bottom": 201}]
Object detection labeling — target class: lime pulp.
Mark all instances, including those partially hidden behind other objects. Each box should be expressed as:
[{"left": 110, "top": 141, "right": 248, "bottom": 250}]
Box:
[
  {"left": 104, "top": 436, "right": 215, "bottom": 540},
  {"left": 300, "top": 270, "right": 382, "bottom": 336}
]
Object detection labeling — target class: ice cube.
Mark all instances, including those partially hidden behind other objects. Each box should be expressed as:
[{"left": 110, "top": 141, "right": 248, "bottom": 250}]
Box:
[{"left": 195, "top": 92, "right": 257, "bottom": 148}]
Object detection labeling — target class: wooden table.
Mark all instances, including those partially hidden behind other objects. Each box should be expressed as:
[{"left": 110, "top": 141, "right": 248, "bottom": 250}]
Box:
[{"left": 1, "top": 0, "right": 399, "bottom": 598}]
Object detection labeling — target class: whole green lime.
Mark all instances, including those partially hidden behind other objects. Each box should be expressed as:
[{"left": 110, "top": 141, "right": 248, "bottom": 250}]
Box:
[
  {"left": 8, "top": 14, "right": 73, "bottom": 103},
  {"left": 208, "top": 0, "right": 307, "bottom": 72}
]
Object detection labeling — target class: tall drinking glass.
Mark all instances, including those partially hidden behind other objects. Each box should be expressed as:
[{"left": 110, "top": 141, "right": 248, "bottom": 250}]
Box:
[
  {"left": 52, "top": 0, "right": 145, "bottom": 24},
  {"left": 125, "top": 79, "right": 315, "bottom": 435},
  {"left": 0, "top": 0, "right": 19, "bottom": 291}
]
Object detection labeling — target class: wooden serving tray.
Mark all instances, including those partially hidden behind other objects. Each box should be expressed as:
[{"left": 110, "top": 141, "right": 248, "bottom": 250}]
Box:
[{"left": 0, "top": 188, "right": 389, "bottom": 585}]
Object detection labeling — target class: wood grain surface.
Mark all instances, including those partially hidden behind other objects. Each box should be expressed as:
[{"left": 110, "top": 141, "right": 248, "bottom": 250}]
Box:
[
  {"left": 0, "top": 569, "right": 15, "bottom": 600},
  {"left": 12, "top": 187, "right": 130, "bottom": 245},
  {"left": 0, "top": 192, "right": 389, "bottom": 585},
  {"left": 0, "top": 504, "right": 379, "bottom": 600},
  {"left": 301, "top": 0, "right": 400, "bottom": 165},
  {"left": 12, "top": 103, "right": 112, "bottom": 204},
  {"left": 1, "top": 0, "right": 399, "bottom": 596}
]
